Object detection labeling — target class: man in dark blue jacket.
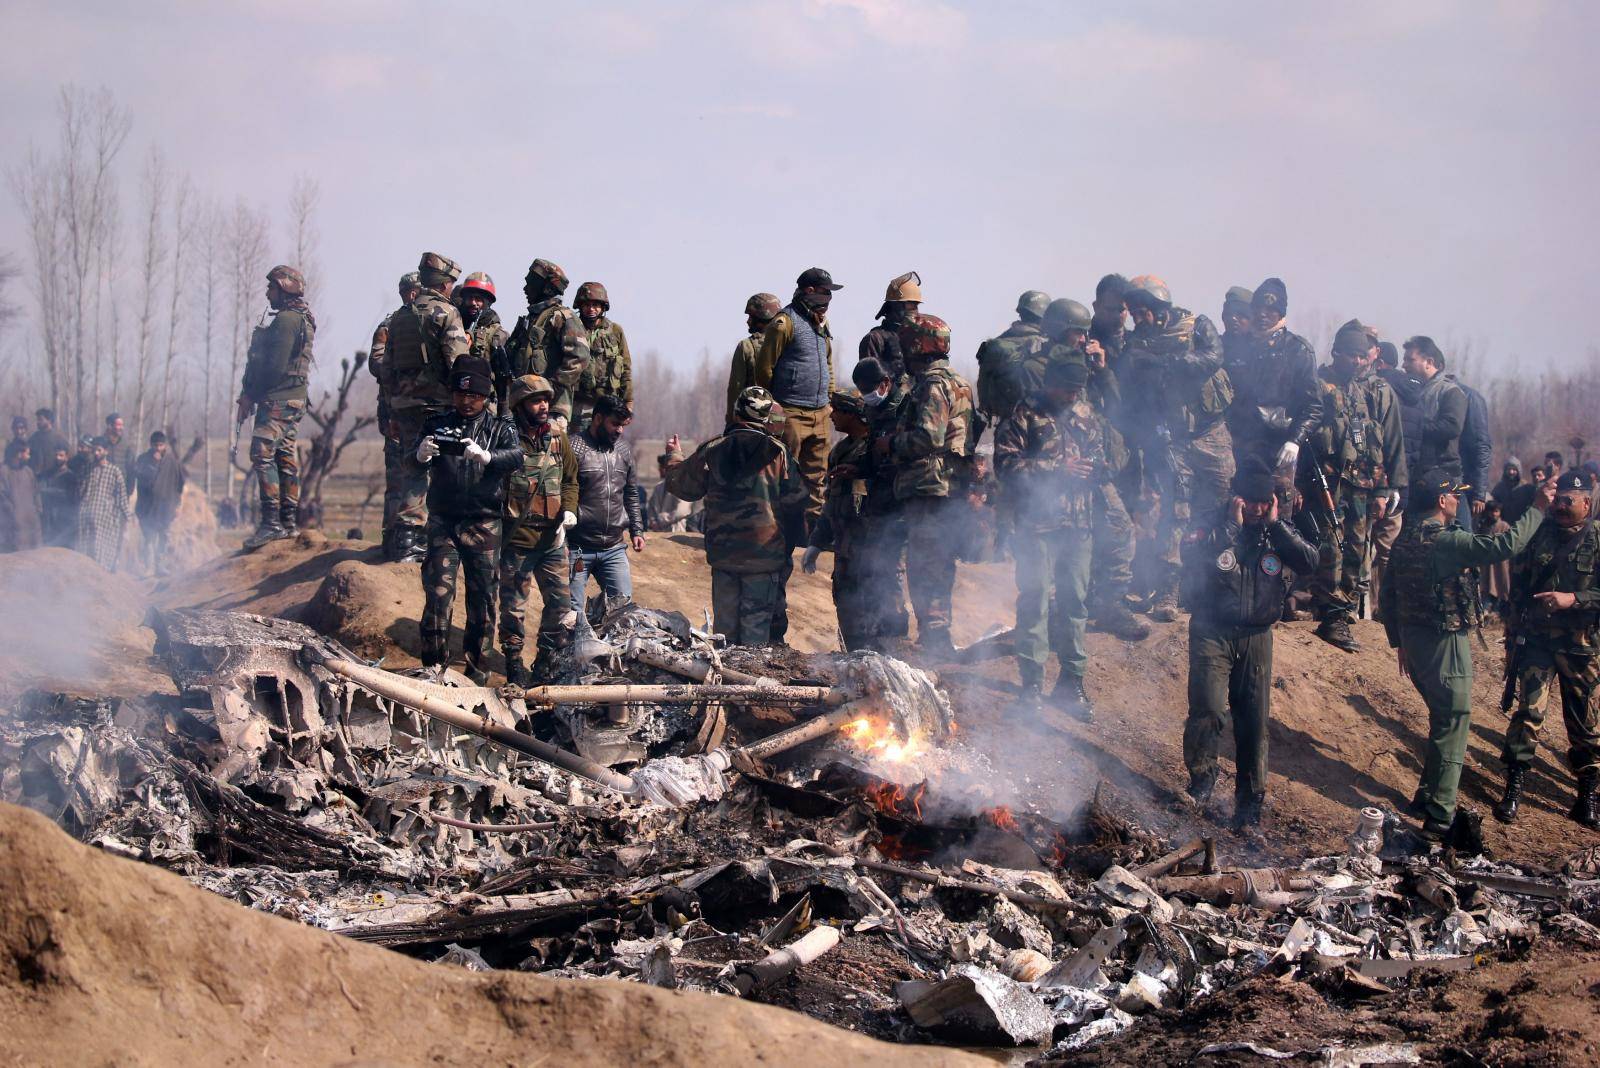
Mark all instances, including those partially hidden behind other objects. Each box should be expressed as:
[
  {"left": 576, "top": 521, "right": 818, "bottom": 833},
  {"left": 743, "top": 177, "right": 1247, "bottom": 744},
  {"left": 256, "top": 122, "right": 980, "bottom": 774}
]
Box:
[{"left": 1457, "top": 381, "right": 1494, "bottom": 533}]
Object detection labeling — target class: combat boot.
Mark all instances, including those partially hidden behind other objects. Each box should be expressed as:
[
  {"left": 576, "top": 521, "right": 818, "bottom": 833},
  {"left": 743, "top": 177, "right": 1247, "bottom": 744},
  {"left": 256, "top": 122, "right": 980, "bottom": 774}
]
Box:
[
  {"left": 1570, "top": 770, "right": 1600, "bottom": 830},
  {"left": 1147, "top": 581, "right": 1180, "bottom": 623},
  {"left": 1232, "top": 792, "right": 1265, "bottom": 830},
  {"left": 1096, "top": 600, "right": 1151, "bottom": 642},
  {"left": 396, "top": 526, "right": 427, "bottom": 564},
  {"left": 503, "top": 657, "right": 529, "bottom": 689},
  {"left": 1314, "top": 616, "right": 1361, "bottom": 653},
  {"left": 243, "top": 518, "right": 286, "bottom": 550},
  {"left": 1049, "top": 672, "right": 1094, "bottom": 722},
  {"left": 280, "top": 504, "right": 299, "bottom": 540},
  {"left": 1493, "top": 768, "right": 1526, "bottom": 824},
  {"left": 916, "top": 628, "right": 956, "bottom": 661},
  {"left": 1016, "top": 660, "right": 1045, "bottom": 712},
  {"left": 1186, "top": 771, "right": 1215, "bottom": 807}
]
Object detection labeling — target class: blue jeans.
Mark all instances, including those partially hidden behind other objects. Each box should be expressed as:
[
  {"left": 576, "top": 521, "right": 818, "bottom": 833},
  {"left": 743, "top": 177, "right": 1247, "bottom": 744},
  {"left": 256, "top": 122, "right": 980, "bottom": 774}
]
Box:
[{"left": 570, "top": 542, "right": 632, "bottom": 621}]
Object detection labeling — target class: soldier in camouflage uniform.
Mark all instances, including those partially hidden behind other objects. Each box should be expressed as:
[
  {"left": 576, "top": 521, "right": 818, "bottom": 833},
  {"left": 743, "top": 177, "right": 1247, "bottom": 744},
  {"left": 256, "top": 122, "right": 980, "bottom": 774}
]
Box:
[
  {"left": 976, "top": 290, "right": 1051, "bottom": 424},
  {"left": 414, "top": 357, "right": 522, "bottom": 682},
  {"left": 571, "top": 282, "right": 634, "bottom": 428},
  {"left": 498, "top": 374, "right": 580, "bottom": 687},
  {"left": 1307, "top": 321, "right": 1407, "bottom": 653},
  {"left": 859, "top": 272, "right": 921, "bottom": 384},
  {"left": 1496, "top": 470, "right": 1600, "bottom": 830},
  {"left": 853, "top": 357, "right": 911, "bottom": 645},
  {"left": 1379, "top": 469, "right": 1550, "bottom": 844},
  {"left": 369, "top": 271, "right": 422, "bottom": 561},
  {"left": 454, "top": 272, "right": 509, "bottom": 415},
  {"left": 1120, "top": 277, "right": 1236, "bottom": 622},
  {"left": 727, "top": 293, "right": 781, "bottom": 425},
  {"left": 383, "top": 253, "right": 471, "bottom": 563},
  {"left": 504, "top": 259, "right": 592, "bottom": 427},
  {"left": 802, "top": 391, "right": 880, "bottom": 649},
  {"left": 876, "top": 312, "right": 977, "bottom": 657},
  {"left": 994, "top": 359, "right": 1107, "bottom": 717},
  {"left": 237, "top": 264, "right": 316, "bottom": 550},
  {"left": 665, "top": 386, "right": 808, "bottom": 646}
]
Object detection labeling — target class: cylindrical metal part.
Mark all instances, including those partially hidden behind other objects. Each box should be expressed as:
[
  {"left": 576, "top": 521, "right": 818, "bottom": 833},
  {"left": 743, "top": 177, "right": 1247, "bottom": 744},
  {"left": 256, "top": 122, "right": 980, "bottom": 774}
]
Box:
[
  {"left": 523, "top": 682, "right": 849, "bottom": 707},
  {"left": 626, "top": 638, "right": 764, "bottom": 685},
  {"left": 739, "top": 705, "right": 867, "bottom": 760},
  {"left": 323, "top": 659, "right": 637, "bottom": 793},
  {"left": 733, "top": 925, "right": 842, "bottom": 995}
]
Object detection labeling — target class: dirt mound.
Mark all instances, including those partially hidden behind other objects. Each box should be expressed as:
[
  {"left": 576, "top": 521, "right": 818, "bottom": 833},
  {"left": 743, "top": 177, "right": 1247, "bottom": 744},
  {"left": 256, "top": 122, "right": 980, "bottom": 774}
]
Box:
[
  {"left": 0, "top": 547, "right": 173, "bottom": 700},
  {"left": 302, "top": 556, "right": 426, "bottom": 661},
  {"left": 122, "top": 483, "right": 220, "bottom": 574},
  {"left": 0, "top": 802, "right": 979, "bottom": 1068}
]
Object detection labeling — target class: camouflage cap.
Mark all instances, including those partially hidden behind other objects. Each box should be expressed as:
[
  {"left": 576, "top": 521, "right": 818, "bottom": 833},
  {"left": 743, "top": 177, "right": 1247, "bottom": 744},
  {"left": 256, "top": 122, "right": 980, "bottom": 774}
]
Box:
[
  {"left": 829, "top": 390, "right": 868, "bottom": 420},
  {"left": 734, "top": 386, "right": 775, "bottom": 425},
  {"left": 418, "top": 252, "right": 462, "bottom": 282},
  {"left": 745, "top": 292, "right": 782, "bottom": 320},
  {"left": 524, "top": 259, "right": 569, "bottom": 295},
  {"left": 1016, "top": 290, "right": 1051, "bottom": 319},
  {"left": 574, "top": 281, "right": 610, "bottom": 308},
  {"left": 266, "top": 264, "right": 305, "bottom": 296},
  {"left": 1222, "top": 286, "right": 1254, "bottom": 313},
  {"left": 508, "top": 374, "right": 555, "bottom": 409},
  {"left": 399, "top": 271, "right": 422, "bottom": 291},
  {"left": 899, "top": 312, "right": 951, "bottom": 358}
]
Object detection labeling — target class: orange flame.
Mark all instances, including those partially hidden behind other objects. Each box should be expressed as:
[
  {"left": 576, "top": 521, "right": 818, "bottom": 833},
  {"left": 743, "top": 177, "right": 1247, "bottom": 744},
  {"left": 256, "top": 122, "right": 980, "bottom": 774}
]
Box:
[
  {"left": 866, "top": 779, "right": 926, "bottom": 821},
  {"left": 983, "top": 806, "right": 1020, "bottom": 833},
  {"left": 842, "top": 716, "right": 927, "bottom": 764}
]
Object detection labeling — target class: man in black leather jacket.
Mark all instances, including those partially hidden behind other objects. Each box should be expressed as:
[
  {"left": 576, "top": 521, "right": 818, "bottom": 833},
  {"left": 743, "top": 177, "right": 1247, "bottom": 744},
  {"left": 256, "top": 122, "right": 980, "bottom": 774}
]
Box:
[
  {"left": 414, "top": 356, "right": 521, "bottom": 681},
  {"left": 1180, "top": 457, "right": 1318, "bottom": 830},
  {"left": 569, "top": 394, "right": 646, "bottom": 623}
]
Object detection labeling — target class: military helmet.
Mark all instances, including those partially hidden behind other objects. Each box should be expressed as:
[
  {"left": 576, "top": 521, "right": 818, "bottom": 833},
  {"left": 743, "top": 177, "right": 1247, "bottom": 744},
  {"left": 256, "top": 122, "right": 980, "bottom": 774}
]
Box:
[
  {"left": 460, "top": 272, "right": 497, "bottom": 302},
  {"left": 734, "top": 386, "right": 776, "bottom": 425},
  {"left": 508, "top": 374, "right": 555, "bottom": 409},
  {"left": 899, "top": 312, "right": 951, "bottom": 358},
  {"left": 524, "top": 258, "right": 569, "bottom": 295},
  {"left": 745, "top": 292, "right": 782, "bottom": 320},
  {"left": 399, "top": 271, "right": 422, "bottom": 292},
  {"left": 1123, "top": 274, "right": 1172, "bottom": 311},
  {"left": 883, "top": 271, "right": 922, "bottom": 304},
  {"left": 1042, "top": 298, "right": 1093, "bottom": 335},
  {"left": 1016, "top": 290, "right": 1051, "bottom": 320},
  {"left": 266, "top": 264, "right": 305, "bottom": 296},
  {"left": 418, "top": 252, "right": 462, "bottom": 285},
  {"left": 574, "top": 281, "right": 610, "bottom": 309}
]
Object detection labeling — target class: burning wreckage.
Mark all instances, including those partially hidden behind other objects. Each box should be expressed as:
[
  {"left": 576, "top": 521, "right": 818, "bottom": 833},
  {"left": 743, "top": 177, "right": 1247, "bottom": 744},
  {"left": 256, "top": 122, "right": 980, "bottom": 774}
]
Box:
[{"left": 5, "top": 603, "right": 1600, "bottom": 1057}]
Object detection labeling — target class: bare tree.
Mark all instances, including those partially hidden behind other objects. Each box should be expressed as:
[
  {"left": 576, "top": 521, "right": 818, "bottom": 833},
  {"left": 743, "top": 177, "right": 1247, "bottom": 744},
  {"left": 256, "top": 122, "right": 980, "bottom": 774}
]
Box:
[
  {"left": 285, "top": 175, "right": 321, "bottom": 305},
  {"left": 131, "top": 148, "right": 169, "bottom": 443},
  {"left": 226, "top": 199, "right": 270, "bottom": 502},
  {"left": 159, "top": 173, "right": 196, "bottom": 431},
  {"left": 196, "top": 199, "right": 227, "bottom": 499},
  {"left": 0, "top": 251, "right": 20, "bottom": 339},
  {"left": 299, "top": 351, "right": 378, "bottom": 523}
]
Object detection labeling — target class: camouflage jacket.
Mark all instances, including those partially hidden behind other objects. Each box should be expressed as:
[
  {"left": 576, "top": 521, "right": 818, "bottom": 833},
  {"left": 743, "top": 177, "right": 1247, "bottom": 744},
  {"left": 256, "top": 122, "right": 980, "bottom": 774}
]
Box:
[
  {"left": 384, "top": 290, "right": 469, "bottom": 412},
  {"left": 367, "top": 305, "right": 402, "bottom": 395},
  {"left": 1308, "top": 365, "right": 1407, "bottom": 491},
  {"left": 726, "top": 333, "right": 762, "bottom": 425},
  {"left": 976, "top": 320, "right": 1049, "bottom": 421},
  {"left": 994, "top": 394, "right": 1110, "bottom": 534},
  {"left": 504, "top": 420, "right": 580, "bottom": 550},
  {"left": 809, "top": 435, "right": 873, "bottom": 555},
  {"left": 505, "top": 299, "right": 591, "bottom": 420},
  {"left": 1510, "top": 518, "right": 1600, "bottom": 653},
  {"left": 665, "top": 425, "right": 807, "bottom": 574},
  {"left": 242, "top": 303, "right": 315, "bottom": 404},
  {"left": 889, "top": 359, "right": 977, "bottom": 500},
  {"left": 575, "top": 316, "right": 634, "bottom": 413},
  {"left": 1121, "top": 309, "right": 1232, "bottom": 439}
]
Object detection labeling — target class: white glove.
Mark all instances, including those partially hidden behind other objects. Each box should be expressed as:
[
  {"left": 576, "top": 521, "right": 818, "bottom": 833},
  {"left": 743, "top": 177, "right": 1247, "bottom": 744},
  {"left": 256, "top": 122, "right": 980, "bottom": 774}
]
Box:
[
  {"left": 551, "top": 414, "right": 568, "bottom": 434},
  {"left": 801, "top": 545, "right": 822, "bottom": 574},
  {"left": 415, "top": 436, "right": 439, "bottom": 463},
  {"left": 560, "top": 510, "right": 578, "bottom": 529},
  {"left": 1274, "top": 440, "right": 1300, "bottom": 470},
  {"left": 463, "top": 439, "right": 491, "bottom": 463},
  {"left": 1385, "top": 489, "right": 1401, "bottom": 514}
]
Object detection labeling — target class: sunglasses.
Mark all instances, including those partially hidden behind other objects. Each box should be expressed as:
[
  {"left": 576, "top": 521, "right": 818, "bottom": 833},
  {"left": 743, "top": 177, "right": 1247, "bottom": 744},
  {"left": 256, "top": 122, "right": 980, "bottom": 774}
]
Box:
[{"left": 1555, "top": 494, "right": 1588, "bottom": 507}]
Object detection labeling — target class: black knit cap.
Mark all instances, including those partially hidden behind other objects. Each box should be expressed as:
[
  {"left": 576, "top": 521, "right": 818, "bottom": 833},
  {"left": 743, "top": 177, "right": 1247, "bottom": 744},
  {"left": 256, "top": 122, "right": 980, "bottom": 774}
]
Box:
[
  {"left": 1232, "top": 457, "right": 1277, "bottom": 503},
  {"left": 449, "top": 356, "right": 494, "bottom": 397},
  {"left": 1252, "top": 277, "right": 1288, "bottom": 314}
]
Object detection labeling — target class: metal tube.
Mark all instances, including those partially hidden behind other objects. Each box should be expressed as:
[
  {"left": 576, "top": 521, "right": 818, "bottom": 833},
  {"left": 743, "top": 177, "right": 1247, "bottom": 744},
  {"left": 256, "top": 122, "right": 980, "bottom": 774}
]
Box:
[
  {"left": 322, "top": 659, "right": 638, "bottom": 793},
  {"left": 738, "top": 705, "right": 866, "bottom": 760},
  {"left": 626, "top": 638, "right": 764, "bottom": 685},
  {"left": 522, "top": 682, "right": 850, "bottom": 707}
]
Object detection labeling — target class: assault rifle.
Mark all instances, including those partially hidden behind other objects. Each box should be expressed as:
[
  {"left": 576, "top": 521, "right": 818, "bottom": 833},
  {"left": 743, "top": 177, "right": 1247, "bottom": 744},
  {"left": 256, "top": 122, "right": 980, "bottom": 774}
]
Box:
[{"left": 1303, "top": 453, "right": 1343, "bottom": 556}]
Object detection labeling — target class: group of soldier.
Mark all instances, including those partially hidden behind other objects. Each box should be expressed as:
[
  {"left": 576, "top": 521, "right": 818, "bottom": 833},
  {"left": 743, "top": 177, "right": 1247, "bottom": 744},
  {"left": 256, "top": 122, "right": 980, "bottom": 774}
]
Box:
[{"left": 229, "top": 255, "right": 1600, "bottom": 847}]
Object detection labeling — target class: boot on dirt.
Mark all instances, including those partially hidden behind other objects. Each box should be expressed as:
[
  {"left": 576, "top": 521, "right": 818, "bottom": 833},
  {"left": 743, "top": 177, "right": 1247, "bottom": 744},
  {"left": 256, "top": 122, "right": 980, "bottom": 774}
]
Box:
[
  {"left": 1232, "top": 792, "right": 1265, "bottom": 830},
  {"left": 1096, "top": 600, "right": 1151, "bottom": 642},
  {"left": 1049, "top": 672, "right": 1094, "bottom": 722},
  {"left": 1147, "top": 581, "right": 1180, "bottom": 623},
  {"left": 503, "top": 657, "right": 529, "bottom": 689},
  {"left": 1493, "top": 768, "right": 1526, "bottom": 824},
  {"left": 916, "top": 628, "right": 956, "bottom": 662},
  {"left": 280, "top": 503, "right": 299, "bottom": 540},
  {"left": 1570, "top": 770, "right": 1600, "bottom": 830},
  {"left": 1016, "top": 660, "right": 1045, "bottom": 712},
  {"left": 1314, "top": 616, "right": 1361, "bottom": 653},
  {"left": 396, "top": 526, "right": 428, "bottom": 564},
  {"left": 243, "top": 519, "right": 286, "bottom": 550},
  {"left": 1186, "top": 771, "right": 1215, "bottom": 807}
]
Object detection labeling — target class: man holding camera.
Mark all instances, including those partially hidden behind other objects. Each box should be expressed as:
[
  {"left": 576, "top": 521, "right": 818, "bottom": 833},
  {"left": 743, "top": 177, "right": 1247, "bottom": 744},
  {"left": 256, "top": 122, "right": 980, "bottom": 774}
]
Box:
[{"left": 414, "top": 356, "right": 521, "bottom": 682}]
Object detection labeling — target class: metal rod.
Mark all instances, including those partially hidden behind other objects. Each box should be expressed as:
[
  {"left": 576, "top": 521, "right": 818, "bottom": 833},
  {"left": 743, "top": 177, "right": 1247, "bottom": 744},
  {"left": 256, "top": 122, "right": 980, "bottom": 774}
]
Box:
[
  {"left": 856, "top": 858, "right": 1077, "bottom": 913},
  {"left": 416, "top": 811, "right": 559, "bottom": 834},
  {"left": 739, "top": 705, "right": 866, "bottom": 760},
  {"left": 522, "top": 682, "right": 850, "bottom": 708},
  {"left": 626, "top": 638, "right": 764, "bottom": 685}
]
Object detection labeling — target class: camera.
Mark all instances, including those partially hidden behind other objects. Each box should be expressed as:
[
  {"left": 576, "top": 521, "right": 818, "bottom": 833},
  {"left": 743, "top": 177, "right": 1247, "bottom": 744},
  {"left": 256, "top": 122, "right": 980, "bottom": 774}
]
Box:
[{"left": 433, "top": 425, "right": 469, "bottom": 456}]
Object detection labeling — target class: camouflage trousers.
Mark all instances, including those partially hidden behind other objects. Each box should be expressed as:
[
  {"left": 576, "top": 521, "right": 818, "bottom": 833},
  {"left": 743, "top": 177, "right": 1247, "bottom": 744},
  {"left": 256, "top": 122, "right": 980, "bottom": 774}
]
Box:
[
  {"left": 1311, "top": 488, "right": 1376, "bottom": 622},
  {"left": 1014, "top": 526, "right": 1092, "bottom": 678},
  {"left": 1089, "top": 481, "right": 1136, "bottom": 608},
  {"left": 391, "top": 406, "right": 443, "bottom": 532},
  {"left": 420, "top": 514, "right": 501, "bottom": 672},
  {"left": 1185, "top": 621, "right": 1273, "bottom": 801},
  {"left": 712, "top": 568, "right": 783, "bottom": 647},
  {"left": 249, "top": 398, "right": 305, "bottom": 523},
  {"left": 381, "top": 427, "right": 406, "bottom": 539},
  {"left": 903, "top": 495, "right": 962, "bottom": 642},
  {"left": 1151, "top": 422, "right": 1235, "bottom": 572},
  {"left": 498, "top": 540, "right": 574, "bottom": 666},
  {"left": 1504, "top": 643, "right": 1600, "bottom": 775}
]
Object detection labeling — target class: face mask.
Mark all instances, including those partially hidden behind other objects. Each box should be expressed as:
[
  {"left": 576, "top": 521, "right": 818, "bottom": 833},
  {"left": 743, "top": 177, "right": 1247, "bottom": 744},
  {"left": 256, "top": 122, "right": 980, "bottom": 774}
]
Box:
[
  {"left": 863, "top": 389, "right": 886, "bottom": 407},
  {"left": 799, "top": 291, "right": 832, "bottom": 313}
]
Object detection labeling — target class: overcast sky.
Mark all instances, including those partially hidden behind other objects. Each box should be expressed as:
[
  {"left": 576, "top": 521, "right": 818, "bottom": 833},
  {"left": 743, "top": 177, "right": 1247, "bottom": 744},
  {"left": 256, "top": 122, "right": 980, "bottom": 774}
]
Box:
[{"left": 4, "top": 0, "right": 1598, "bottom": 382}]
